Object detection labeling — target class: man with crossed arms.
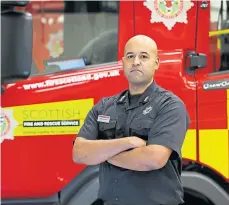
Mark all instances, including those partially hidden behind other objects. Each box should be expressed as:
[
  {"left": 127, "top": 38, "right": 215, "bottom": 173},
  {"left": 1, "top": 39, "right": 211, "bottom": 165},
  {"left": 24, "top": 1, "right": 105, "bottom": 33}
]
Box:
[{"left": 73, "top": 35, "right": 190, "bottom": 205}]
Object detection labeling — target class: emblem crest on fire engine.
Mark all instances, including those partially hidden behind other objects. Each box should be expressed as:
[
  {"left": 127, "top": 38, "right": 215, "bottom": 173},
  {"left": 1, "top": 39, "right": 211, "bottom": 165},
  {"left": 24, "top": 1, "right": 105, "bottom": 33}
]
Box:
[
  {"left": 143, "top": 0, "right": 194, "bottom": 30},
  {"left": 46, "top": 30, "right": 64, "bottom": 58},
  {"left": 0, "top": 107, "right": 19, "bottom": 143}
]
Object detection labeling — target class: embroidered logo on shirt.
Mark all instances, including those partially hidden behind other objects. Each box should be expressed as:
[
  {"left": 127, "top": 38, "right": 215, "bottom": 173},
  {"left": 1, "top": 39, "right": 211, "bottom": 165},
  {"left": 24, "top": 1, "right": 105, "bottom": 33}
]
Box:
[
  {"left": 97, "top": 115, "right": 110, "bottom": 123},
  {"left": 143, "top": 106, "right": 152, "bottom": 115}
]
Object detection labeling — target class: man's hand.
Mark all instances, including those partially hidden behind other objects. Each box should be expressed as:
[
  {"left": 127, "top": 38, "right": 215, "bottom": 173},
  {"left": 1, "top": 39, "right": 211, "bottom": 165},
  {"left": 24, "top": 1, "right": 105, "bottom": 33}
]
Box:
[
  {"left": 72, "top": 136, "right": 145, "bottom": 165},
  {"left": 126, "top": 136, "right": 146, "bottom": 148},
  {"left": 107, "top": 140, "right": 171, "bottom": 171}
]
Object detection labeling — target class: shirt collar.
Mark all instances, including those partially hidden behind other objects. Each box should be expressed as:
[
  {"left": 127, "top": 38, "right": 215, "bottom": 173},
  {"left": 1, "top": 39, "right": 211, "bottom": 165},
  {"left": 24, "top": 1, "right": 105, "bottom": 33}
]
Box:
[{"left": 117, "top": 81, "right": 157, "bottom": 105}]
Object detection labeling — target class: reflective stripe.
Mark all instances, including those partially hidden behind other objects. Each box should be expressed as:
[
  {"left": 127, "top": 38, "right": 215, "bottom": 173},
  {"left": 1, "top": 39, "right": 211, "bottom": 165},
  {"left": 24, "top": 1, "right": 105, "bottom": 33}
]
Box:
[
  {"left": 199, "top": 129, "right": 229, "bottom": 179},
  {"left": 182, "top": 129, "right": 197, "bottom": 160},
  {"left": 209, "top": 29, "right": 229, "bottom": 37}
]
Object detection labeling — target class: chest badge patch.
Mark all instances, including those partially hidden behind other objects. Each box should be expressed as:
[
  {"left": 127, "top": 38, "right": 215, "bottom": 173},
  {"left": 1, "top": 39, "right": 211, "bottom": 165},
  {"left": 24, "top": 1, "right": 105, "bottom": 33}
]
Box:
[
  {"left": 143, "top": 106, "right": 152, "bottom": 115},
  {"left": 143, "top": 0, "right": 194, "bottom": 30},
  {"left": 97, "top": 115, "right": 110, "bottom": 123}
]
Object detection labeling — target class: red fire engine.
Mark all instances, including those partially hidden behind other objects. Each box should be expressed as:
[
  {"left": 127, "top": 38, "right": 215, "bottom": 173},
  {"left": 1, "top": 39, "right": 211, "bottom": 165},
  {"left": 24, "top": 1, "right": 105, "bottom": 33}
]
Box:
[{"left": 1, "top": 0, "right": 229, "bottom": 205}]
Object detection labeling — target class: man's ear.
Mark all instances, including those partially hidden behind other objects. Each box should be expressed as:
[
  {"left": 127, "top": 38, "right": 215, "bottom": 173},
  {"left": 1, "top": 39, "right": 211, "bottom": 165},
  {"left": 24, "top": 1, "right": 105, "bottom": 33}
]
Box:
[
  {"left": 155, "top": 57, "right": 160, "bottom": 70},
  {"left": 121, "top": 56, "right": 125, "bottom": 68},
  {"left": 122, "top": 56, "right": 125, "bottom": 63}
]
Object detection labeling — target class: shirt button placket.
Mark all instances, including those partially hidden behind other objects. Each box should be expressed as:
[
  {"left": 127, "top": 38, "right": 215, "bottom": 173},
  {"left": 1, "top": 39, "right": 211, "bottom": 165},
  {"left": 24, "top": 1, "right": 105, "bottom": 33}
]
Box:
[{"left": 113, "top": 179, "right": 119, "bottom": 203}]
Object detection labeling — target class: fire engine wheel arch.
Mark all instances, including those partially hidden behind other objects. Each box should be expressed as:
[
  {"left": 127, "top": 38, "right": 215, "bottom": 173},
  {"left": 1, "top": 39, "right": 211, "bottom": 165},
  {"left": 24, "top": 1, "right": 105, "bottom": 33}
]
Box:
[
  {"left": 182, "top": 171, "right": 229, "bottom": 205},
  {"left": 61, "top": 165, "right": 100, "bottom": 205},
  {"left": 60, "top": 167, "right": 229, "bottom": 205}
]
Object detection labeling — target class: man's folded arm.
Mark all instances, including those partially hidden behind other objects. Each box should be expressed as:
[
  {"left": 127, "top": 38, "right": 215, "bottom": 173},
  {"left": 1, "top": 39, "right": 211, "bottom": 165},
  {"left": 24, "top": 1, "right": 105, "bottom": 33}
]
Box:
[
  {"left": 107, "top": 98, "right": 190, "bottom": 171},
  {"left": 72, "top": 100, "right": 137, "bottom": 165},
  {"left": 73, "top": 137, "right": 136, "bottom": 165}
]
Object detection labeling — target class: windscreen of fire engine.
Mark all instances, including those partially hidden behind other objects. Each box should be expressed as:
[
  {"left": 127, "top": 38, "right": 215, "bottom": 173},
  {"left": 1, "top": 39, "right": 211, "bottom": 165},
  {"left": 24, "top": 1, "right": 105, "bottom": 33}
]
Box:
[
  {"left": 19, "top": 1, "right": 119, "bottom": 75},
  {"left": 210, "top": 0, "right": 229, "bottom": 72}
]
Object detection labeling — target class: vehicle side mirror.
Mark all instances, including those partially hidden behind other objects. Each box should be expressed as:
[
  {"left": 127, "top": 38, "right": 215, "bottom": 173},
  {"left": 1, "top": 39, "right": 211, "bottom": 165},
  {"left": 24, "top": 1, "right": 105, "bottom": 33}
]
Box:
[{"left": 1, "top": 1, "right": 32, "bottom": 85}]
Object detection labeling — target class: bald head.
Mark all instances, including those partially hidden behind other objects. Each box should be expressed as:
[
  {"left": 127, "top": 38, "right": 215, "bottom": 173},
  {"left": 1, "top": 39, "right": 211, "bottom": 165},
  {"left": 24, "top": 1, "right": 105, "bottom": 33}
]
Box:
[
  {"left": 122, "top": 35, "right": 160, "bottom": 87},
  {"left": 124, "top": 35, "right": 158, "bottom": 56}
]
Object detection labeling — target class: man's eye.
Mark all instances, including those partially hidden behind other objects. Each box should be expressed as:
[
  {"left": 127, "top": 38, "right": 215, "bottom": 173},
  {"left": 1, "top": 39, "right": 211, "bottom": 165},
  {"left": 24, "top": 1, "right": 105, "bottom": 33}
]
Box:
[
  {"left": 127, "top": 55, "right": 134, "bottom": 59},
  {"left": 140, "top": 55, "right": 148, "bottom": 59}
]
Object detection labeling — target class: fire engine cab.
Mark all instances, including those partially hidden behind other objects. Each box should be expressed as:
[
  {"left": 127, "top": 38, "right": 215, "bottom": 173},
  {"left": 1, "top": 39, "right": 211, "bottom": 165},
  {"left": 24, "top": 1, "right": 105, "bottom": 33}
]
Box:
[{"left": 1, "top": 0, "right": 229, "bottom": 205}]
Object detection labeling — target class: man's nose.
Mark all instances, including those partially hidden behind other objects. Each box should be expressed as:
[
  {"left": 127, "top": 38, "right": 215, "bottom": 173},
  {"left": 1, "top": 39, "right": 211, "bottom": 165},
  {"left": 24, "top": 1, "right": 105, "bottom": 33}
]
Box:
[{"left": 133, "top": 56, "right": 141, "bottom": 66}]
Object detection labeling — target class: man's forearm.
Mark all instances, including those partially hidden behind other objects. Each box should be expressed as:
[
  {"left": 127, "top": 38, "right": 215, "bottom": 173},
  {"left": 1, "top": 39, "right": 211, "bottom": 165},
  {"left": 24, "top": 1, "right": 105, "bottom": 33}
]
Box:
[
  {"left": 73, "top": 137, "right": 134, "bottom": 165},
  {"left": 107, "top": 146, "right": 160, "bottom": 171}
]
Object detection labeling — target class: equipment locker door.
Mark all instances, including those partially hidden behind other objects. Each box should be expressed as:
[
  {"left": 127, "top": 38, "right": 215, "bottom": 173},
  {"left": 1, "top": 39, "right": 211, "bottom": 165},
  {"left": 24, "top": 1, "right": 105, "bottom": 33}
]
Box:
[{"left": 195, "top": 0, "right": 229, "bottom": 182}]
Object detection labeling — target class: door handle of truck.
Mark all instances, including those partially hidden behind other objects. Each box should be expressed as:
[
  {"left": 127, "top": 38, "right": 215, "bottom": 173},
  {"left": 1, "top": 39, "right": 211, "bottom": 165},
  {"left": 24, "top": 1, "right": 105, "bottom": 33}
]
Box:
[{"left": 186, "top": 51, "right": 207, "bottom": 70}]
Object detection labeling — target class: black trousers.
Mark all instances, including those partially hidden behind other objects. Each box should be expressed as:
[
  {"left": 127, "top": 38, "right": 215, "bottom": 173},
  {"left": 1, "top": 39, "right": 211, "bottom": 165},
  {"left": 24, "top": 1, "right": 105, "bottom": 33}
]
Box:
[
  {"left": 91, "top": 199, "right": 104, "bottom": 205},
  {"left": 91, "top": 198, "right": 179, "bottom": 205}
]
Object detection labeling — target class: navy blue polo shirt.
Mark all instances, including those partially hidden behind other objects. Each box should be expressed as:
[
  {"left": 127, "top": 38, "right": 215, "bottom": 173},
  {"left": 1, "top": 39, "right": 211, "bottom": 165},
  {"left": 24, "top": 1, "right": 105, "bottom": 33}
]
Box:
[{"left": 76, "top": 81, "right": 190, "bottom": 205}]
